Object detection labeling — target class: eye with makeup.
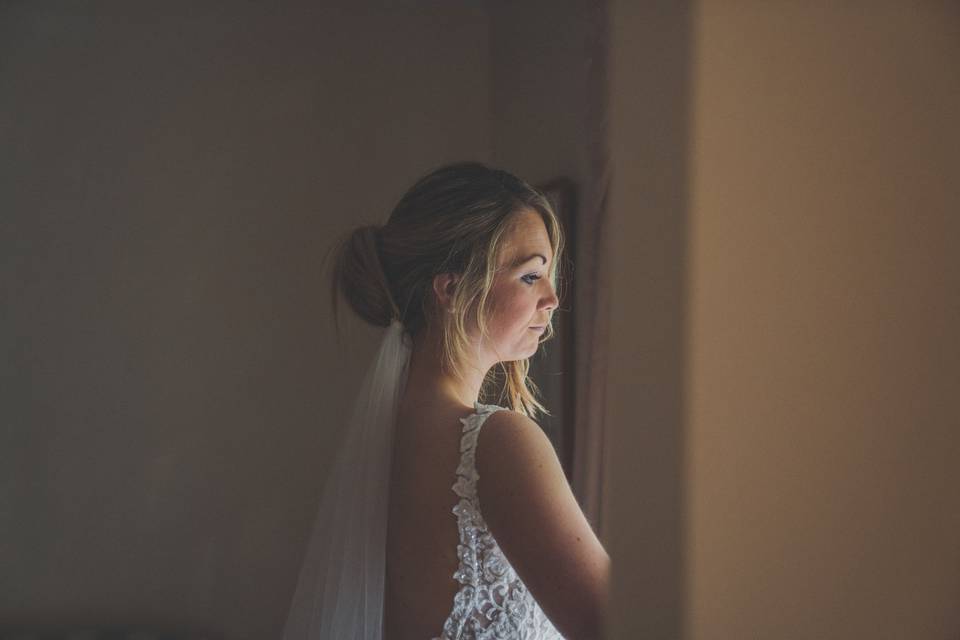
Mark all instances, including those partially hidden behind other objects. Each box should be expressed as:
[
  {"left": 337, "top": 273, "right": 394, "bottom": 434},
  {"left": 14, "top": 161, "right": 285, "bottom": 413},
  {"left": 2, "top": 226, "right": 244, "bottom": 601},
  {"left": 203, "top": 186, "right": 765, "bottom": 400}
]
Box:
[{"left": 521, "top": 273, "right": 542, "bottom": 285}]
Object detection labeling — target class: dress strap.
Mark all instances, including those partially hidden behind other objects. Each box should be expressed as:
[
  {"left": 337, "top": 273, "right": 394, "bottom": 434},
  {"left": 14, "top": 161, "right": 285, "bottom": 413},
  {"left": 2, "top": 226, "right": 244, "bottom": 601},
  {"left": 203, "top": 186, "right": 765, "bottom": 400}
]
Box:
[{"left": 452, "top": 402, "right": 505, "bottom": 502}]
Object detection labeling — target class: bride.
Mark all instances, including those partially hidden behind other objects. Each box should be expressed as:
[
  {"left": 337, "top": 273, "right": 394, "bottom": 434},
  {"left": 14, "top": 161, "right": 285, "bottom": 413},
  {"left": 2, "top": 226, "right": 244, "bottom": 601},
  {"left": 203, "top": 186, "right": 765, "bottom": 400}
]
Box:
[{"left": 283, "top": 162, "right": 610, "bottom": 640}]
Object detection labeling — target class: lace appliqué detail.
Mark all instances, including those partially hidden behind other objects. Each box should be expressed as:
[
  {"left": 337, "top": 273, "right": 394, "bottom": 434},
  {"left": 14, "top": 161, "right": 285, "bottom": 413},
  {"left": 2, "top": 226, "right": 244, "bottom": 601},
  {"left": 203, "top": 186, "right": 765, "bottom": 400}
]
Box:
[{"left": 432, "top": 402, "right": 564, "bottom": 640}]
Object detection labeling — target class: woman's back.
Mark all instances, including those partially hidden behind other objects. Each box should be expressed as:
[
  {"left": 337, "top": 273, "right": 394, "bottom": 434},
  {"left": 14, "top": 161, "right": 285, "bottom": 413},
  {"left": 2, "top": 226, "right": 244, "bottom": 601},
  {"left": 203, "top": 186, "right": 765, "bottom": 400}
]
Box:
[
  {"left": 385, "top": 400, "right": 567, "bottom": 640},
  {"left": 385, "top": 400, "right": 469, "bottom": 639}
]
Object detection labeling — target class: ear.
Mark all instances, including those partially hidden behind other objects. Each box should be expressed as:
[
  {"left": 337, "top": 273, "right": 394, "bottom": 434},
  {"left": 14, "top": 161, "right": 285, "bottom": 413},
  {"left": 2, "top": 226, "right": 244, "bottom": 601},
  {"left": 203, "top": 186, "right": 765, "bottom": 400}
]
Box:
[{"left": 432, "top": 272, "right": 460, "bottom": 312}]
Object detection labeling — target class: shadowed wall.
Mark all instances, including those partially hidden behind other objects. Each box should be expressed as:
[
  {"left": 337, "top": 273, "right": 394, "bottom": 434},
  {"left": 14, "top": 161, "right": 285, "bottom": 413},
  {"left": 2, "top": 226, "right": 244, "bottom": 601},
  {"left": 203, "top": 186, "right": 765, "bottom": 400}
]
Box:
[{"left": 1, "top": 3, "right": 490, "bottom": 637}]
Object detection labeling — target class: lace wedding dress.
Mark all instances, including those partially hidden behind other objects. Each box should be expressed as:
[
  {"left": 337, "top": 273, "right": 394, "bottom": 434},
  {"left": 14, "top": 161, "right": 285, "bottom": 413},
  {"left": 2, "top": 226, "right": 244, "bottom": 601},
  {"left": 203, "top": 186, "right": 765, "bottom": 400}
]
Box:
[
  {"left": 282, "top": 319, "right": 566, "bottom": 639},
  {"left": 432, "top": 401, "right": 564, "bottom": 640}
]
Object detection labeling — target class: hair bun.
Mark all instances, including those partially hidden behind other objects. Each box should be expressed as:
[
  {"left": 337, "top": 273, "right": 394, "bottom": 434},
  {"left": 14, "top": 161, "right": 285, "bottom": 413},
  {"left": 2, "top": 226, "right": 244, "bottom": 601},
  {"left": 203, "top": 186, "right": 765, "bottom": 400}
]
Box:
[{"left": 332, "top": 225, "right": 399, "bottom": 328}]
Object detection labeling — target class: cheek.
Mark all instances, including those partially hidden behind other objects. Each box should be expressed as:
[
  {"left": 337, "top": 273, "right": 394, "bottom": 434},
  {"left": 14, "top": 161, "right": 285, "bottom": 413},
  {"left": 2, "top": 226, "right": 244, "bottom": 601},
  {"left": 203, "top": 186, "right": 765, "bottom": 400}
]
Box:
[{"left": 488, "top": 285, "right": 534, "bottom": 331}]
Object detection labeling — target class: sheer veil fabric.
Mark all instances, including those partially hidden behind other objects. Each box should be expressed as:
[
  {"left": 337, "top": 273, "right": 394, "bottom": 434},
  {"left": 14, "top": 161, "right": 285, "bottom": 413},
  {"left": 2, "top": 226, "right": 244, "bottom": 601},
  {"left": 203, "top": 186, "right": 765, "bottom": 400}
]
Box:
[{"left": 284, "top": 320, "right": 412, "bottom": 639}]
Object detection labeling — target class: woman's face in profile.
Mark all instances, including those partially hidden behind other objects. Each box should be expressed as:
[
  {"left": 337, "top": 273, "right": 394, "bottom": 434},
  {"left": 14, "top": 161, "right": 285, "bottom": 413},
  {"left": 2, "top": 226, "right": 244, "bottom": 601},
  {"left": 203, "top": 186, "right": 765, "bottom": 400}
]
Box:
[{"left": 478, "top": 209, "right": 559, "bottom": 365}]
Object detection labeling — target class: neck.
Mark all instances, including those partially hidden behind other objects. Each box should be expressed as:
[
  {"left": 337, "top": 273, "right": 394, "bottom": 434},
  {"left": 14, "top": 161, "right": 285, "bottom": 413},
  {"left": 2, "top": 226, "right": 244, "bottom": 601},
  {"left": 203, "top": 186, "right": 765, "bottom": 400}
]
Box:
[{"left": 403, "top": 326, "right": 490, "bottom": 411}]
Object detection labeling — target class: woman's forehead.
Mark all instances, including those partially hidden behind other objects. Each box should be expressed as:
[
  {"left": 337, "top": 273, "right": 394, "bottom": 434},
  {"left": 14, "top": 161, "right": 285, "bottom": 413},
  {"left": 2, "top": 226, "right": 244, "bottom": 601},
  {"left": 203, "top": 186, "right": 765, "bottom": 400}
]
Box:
[{"left": 498, "top": 210, "right": 552, "bottom": 266}]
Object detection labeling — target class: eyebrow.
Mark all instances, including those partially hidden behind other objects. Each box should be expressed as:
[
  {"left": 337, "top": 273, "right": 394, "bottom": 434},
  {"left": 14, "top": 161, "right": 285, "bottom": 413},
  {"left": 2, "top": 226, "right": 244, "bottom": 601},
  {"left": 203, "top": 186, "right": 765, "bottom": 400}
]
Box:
[{"left": 511, "top": 253, "right": 549, "bottom": 268}]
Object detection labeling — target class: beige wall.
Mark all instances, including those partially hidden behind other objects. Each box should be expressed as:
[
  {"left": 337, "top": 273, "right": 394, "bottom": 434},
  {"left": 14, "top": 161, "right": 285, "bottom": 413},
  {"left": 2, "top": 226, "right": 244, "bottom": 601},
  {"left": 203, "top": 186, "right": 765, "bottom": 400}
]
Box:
[
  {"left": 0, "top": 3, "right": 489, "bottom": 637},
  {"left": 607, "top": 2, "right": 959, "bottom": 639}
]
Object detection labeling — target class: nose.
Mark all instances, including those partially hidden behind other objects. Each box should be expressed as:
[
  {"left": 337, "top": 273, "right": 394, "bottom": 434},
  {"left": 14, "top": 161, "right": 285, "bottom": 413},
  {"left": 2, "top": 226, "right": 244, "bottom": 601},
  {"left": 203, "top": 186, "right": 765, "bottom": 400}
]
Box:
[{"left": 540, "top": 279, "right": 559, "bottom": 312}]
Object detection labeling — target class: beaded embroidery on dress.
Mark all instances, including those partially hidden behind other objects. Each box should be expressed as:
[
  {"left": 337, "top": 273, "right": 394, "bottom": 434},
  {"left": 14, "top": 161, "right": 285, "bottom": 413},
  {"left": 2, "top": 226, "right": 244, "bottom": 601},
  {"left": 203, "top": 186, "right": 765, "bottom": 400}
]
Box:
[{"left": 432, "top": 401, "right": 564, "bottom": 640}]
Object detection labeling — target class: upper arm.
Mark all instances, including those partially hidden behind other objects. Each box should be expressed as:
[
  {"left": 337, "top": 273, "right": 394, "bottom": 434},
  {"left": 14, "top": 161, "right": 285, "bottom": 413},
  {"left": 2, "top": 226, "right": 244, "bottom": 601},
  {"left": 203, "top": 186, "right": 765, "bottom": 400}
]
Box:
[{"left": 475, "top": 410, "right": 610, "bottom": 640}]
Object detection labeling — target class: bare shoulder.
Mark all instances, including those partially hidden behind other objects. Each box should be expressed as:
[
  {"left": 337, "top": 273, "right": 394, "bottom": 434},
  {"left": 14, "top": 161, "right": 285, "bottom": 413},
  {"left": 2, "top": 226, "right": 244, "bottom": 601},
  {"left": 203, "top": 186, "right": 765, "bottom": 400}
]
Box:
[
  {"left": 474, "top": 409, "right": 610, "bottom": 640},
  {"left": 472, "top": 409, "right": 579, "bottom": 524},
  {"left": 473, "top": 409, "right": 556, "bottom": 477}
]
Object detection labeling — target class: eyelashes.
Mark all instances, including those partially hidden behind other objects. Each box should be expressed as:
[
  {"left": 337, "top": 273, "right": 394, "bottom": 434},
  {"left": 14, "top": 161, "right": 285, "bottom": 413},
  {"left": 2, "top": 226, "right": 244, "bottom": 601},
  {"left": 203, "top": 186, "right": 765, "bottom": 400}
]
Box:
[{"left": 521, "top": 274, "right": 542, "bottom": 285}]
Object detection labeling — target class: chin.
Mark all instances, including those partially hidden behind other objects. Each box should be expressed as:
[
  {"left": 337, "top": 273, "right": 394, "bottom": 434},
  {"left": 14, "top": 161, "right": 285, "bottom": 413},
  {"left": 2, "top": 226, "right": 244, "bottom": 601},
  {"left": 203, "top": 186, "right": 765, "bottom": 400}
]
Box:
[{"left": 497, "top": 348, "right": 537, "bottom": 364}]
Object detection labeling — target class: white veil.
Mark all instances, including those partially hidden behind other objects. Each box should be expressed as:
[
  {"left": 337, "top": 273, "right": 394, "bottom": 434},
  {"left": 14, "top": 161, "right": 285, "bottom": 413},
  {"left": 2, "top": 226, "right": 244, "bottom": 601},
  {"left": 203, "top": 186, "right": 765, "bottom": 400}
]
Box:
[{"left": 283, "top": 319, "right": 412, "bottom": 639}]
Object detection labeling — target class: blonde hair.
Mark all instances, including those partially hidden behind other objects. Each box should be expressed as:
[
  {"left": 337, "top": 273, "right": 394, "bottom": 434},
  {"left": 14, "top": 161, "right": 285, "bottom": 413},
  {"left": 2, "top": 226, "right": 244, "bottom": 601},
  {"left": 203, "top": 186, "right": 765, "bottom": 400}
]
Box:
[{"left": 331, "top": 161, "right": 565, "bottom": 418}]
